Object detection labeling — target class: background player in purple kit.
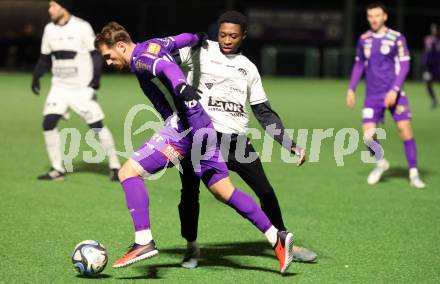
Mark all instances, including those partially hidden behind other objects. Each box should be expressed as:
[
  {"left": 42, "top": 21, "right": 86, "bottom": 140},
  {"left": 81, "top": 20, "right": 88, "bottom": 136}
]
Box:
[
  {"left": 94, "top": 22, "right": 296, "bottom": 274},
  {"left": 422, "top": 23, "right": 440, "bottom": 108},
  {"left": 346, "top": 3, "right": 426, "bottom": 188}
]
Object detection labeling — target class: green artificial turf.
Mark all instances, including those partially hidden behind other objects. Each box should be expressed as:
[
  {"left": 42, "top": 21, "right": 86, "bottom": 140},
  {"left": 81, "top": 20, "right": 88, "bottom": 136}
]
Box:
[{"left": 0, "top": 73, "right": 439, "bottom": 283}]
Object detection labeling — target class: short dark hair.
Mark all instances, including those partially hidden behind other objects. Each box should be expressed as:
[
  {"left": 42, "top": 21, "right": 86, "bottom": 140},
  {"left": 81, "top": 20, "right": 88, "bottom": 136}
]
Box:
[
  {"left": 95, "top": 21, "right": 132, "bottom": 49},
  {"left": 367, "top": 2, "right": 388, "bottom": 13},
  {"left": 217, "top": 10, "right": 248, "bottom": 33}
]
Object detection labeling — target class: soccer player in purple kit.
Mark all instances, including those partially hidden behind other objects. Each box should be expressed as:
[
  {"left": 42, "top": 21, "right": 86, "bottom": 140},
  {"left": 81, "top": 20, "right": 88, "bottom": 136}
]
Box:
[
  {"left": 423, "top": 23, "right": 440, "bottom": 108},
  {"left": 94, "top": 22, "right": 297, "bottom": 274},
  {"left": 346, "top": 3, "right": 426, "bottom": 188}
]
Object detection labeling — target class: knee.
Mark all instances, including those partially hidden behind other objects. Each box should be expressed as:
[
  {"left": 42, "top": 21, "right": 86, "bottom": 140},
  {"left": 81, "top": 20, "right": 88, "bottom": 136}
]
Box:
[
  {"left": 42, "top": 114, "right": 61, "bottom": 131},
  {"left": 398, "top": 124, "right": 413, "bottom": 140},
  {"left": 118, "top": 161, "right": 140, "bottom": 182},
  {"left": 209, "top": 179, "right": 235, "bottom": 202}
]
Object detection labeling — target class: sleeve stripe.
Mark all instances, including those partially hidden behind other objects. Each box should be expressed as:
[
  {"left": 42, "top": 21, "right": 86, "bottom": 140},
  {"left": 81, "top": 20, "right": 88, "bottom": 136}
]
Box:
[
  {"left": 399, "top": 56, "right": 410, "bottom": 61},
  {"left": 152, "top": 58, "right": 163, "bottom": 76},
  {"left": 249, "top": 98, "right": 268, "bottom": 105}
]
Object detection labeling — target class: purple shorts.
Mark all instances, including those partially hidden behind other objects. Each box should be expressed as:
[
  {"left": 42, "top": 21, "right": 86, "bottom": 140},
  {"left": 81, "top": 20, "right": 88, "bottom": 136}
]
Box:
[
  {"left": 362, "top": 92, "right": 412, "bottom": 124},
  {"left": 130, "top": 115, "right": 228, "bottom": 187}
]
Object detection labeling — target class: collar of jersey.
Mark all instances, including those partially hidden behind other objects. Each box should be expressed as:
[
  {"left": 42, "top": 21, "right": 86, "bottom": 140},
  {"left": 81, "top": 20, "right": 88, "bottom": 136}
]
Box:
[{"left": 371, "top": 28, "right": 389, "bottom": 38}]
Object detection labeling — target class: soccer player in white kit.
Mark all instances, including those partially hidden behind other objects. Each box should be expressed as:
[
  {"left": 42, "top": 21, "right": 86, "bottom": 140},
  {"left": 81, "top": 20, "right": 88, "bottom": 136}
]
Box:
[
  {"left": 31, "top": 0, "right": 120, "bottom": 181},
  {"left": 168, "top": 11, "right": 315, "bottom": 267}
]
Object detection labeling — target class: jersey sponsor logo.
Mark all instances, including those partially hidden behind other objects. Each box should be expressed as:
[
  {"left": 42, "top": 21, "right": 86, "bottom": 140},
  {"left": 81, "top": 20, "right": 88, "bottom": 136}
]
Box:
[
  {"left": 237, "top": 68, "right": 247, "bottom": 76},
  {"left": 386, "top": 33, "right": 397, "bottom": 41},
  {"left": 208, "top": 97, "right": 244, "bottom": 115},
  {"left": 53, "top": 66, "right": 78, "bottom": 78},
  {"left": 160, "top": 144, "right": 183, "bottom": 162},
  {"left": 147, "top": 43, "right": 161, "bottom": 54},
  {"left": 135, "top": 59, "right": 151, "bottom": 71}
]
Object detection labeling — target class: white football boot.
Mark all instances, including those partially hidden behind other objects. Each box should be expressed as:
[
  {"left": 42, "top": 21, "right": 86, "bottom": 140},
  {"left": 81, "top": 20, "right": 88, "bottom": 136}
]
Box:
[
  {"left": 367, "top": 159, "right": 390, "bottom": 185},
  {"left": 409, "top": 168, "right": 426, "bottom": 189},
  {"left": 181, "top": 241, "right": 200, "bottom": 269}
]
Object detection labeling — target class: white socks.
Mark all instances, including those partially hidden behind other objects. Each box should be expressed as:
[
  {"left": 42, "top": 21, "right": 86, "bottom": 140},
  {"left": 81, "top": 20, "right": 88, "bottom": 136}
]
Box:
[
  {"left": 97, "top": 126, "right": 121, "bottom": 169},
  {"left": 135, "top": 229, "right": 153, "bottom": 245},
  {"left": 264, "top": 226, "right": 278, "bottom": 247},
  {"left": 44, "top": 129, "right": 64, "bottom": 173},
  {"left": 409, "top": 167, "right": 419, "bottom": 178}
]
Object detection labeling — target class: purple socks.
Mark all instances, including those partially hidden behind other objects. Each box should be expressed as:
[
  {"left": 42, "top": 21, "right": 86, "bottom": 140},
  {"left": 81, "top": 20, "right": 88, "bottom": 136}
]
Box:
[
  {"left": 121, "top": 177, "right": 150, "bottom": 231},
  {"left": 227, "top": 188, "right": 272, "bottom": 233},
  {"left": 403, "top": 138, "right": 418, "bottom": 169}
]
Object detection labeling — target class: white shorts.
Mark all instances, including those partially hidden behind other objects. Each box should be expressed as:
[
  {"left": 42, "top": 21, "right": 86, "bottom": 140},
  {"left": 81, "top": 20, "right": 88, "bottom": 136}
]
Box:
[{"left": 43, "top": 85, "right": 105, "bottom": 124}]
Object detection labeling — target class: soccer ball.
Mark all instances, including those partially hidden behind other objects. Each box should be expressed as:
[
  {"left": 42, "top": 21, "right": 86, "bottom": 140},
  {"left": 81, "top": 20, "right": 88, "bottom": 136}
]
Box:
[{"left": 71, "top": 240, "right": 108, "bottom": 276}]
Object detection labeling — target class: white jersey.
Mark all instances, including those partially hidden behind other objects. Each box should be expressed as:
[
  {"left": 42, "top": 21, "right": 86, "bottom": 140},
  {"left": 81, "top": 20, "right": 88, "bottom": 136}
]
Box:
[
  {"left": 179, "top": 40, "right": 268, "bottom": 134},
  {"left": 41, "top": 16, "right": 95, "bottom": 89}
]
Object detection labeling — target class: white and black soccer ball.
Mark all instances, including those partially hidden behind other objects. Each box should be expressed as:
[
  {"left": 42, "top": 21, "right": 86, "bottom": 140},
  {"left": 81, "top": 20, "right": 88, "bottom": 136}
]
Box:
[{"left": 71, "top": 240, "right": 108, "bottom": 276}]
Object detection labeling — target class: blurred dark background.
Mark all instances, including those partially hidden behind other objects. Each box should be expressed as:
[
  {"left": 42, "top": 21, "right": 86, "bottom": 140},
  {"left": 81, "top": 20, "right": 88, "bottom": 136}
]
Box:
[{"left": 1, "top": 0, "right": 440, "bottom": 78}]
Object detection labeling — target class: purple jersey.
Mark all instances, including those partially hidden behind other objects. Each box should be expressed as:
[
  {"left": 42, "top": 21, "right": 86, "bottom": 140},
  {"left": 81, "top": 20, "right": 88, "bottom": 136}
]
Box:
[
  {"left": 351, "top": 29, "right": 410, "bottom": 97},
  {"left": 129, "top": 34, "right": 212, "bottom": 132}
]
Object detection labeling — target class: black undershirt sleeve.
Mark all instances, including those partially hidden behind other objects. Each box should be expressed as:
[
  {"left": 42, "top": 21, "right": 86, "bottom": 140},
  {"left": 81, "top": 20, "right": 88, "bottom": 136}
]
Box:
[
  {"left": 251, "top": 101, "right": 296, "bottom": 152},
  {"left": 32, "top": 54, "right": 51, "bottom": 80},
  {"left": 89, "top": 50, "right": 103, "bottom": 89}
]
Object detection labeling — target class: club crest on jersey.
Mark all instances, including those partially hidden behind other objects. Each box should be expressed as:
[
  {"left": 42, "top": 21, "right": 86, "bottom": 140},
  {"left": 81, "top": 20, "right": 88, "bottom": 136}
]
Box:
[
  {"left": 205, "top": 83, "right": 214, "bottom": 89},
  {"left": 147, "top": 43, "right": 161, "bottom": 55},
  {"left": 380, "top": 45, "right": 391, "bottom": 55}
]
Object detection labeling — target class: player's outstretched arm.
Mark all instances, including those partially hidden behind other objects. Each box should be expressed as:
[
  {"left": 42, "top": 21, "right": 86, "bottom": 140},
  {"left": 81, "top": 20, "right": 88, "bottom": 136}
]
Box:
[
  {"left": 169, "top": 33, "right": 207, "bottom": 51},
  {"left": 251, "top": 101, "right": 305, "bottom": 166},
  {"left": 31, "top": 54, "right": 51, "bottom": 95}
]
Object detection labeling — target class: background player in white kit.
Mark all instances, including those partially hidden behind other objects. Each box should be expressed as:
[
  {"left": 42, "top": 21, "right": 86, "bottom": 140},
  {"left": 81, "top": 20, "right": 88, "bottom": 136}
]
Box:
[{"left": 31, "top": 0, "right": 120, "bottom": 181}]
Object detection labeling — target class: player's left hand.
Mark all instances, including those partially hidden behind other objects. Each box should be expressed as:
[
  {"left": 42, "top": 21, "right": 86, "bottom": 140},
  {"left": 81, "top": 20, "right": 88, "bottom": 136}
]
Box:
[
  {"left": 291, "top": 146, "right": 306, "bottom": 167},
  {"left": 88, "top": 77, "right": 100, "bottom": 90},
  {"left": 31, "top": 77, "right": 40, "bottom": 95},
  {"left": 384, "top": 90, "right": 398, "bottom": 108}
]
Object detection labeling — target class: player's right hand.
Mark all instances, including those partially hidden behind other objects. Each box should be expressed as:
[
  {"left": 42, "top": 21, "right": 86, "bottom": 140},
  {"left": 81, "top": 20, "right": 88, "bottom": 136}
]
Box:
[
  {"left": 346, "top": 89, "right": 356, "bottom": 109},
  {"left": 194, "top": 32, "right": 208, "bottom": 49},
  {"left": 292, "top": 146, "right": 306, "bottom": 167},
  {"left": 175, "top": 84, "right": 202, "bottom": 101},
  {"left": 31, "top": 78, "right": 40, "bottom": 95}
]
